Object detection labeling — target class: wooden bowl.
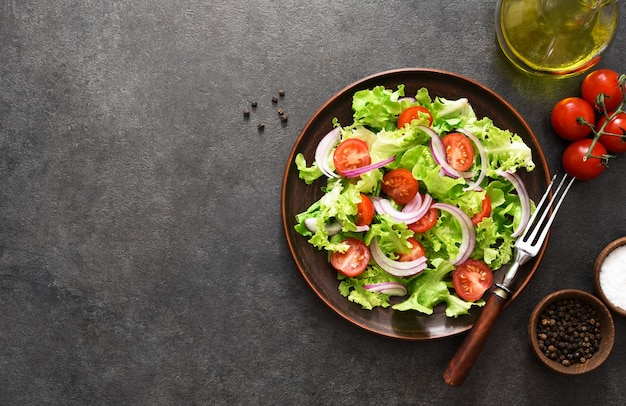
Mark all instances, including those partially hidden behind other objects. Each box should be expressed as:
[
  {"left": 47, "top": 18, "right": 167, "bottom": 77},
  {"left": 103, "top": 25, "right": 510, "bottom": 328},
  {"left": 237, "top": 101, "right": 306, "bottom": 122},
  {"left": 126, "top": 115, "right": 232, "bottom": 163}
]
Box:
[
  {"left": 594, "top": 237, "right": 626, "bottom": 317},
  {"left": 528, "top": 289, "right": 614, "bottom": 375}
]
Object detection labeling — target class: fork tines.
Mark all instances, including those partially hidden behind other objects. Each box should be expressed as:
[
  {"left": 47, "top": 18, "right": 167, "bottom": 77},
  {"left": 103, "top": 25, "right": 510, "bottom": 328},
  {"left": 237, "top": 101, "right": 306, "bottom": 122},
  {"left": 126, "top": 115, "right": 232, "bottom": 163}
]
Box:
[{"left": 517, "top": 173, "right": 575, "bottom": 250}]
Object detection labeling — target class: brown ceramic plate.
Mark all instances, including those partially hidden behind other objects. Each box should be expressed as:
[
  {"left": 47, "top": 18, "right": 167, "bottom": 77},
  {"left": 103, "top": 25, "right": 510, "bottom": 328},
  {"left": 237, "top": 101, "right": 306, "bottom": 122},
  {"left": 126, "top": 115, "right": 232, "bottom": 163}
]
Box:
[{"left": 281, "top": 68, "right": 551, "bottom": 340}]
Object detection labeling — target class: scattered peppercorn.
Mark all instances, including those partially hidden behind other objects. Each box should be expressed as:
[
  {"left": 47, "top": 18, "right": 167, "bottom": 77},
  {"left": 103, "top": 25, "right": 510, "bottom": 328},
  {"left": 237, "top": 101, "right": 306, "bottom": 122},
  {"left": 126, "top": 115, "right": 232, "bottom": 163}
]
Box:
[
  {"left": 280, "top": 114, "right": 288, "bottom": 122},
  {"left": 272, "top": 96, "right": 278, "bottom": 103},
  {"left": 536, "top": 298, "right": 601, "bottom": 367},
  {"left": 243, "top": 108, "right": 251, "bottom": 117},
  {"left": 251, "top": 100, "right": 258, "bottom": 108},
  {"left": 257, "top": 122, "right": 265, "bottom": 131},
  {"left": 277, "top": 108, "right": 285, "bottom": 115},
  {"left": 279, "top": 89, "right": 285, "bottom": 97}
]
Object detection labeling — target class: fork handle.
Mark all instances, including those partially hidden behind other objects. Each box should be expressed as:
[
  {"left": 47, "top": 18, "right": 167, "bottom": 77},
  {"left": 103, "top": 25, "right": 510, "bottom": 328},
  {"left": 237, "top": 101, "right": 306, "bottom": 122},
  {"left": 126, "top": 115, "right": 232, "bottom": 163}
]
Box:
[{"left": 443, "top": 289, "right": 508, "bottom": 386}]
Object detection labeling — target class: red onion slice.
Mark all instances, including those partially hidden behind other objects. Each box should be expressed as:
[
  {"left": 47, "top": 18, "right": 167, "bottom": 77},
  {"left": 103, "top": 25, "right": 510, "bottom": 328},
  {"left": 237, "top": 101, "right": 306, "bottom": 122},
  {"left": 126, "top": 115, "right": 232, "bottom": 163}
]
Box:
[
  {"left": 431, "top": 203, "right": 476, "bottom": 265},
  {"left": 364, "top": 281, "right": 408, "bottom": 296},
  {"left": 371, "top": 194, "right": 432, "bottom": 225},
  {"left": 370, "top": 238, "right": 428, "bottom": 277},
  {"left": 496, "top": 170, "right": 531, "bottom": 237},
  {"left": 341, "top": 155, "right": 396, "bottom": 178},
  {"left": 422, "top": 125, "right": 463, "bottom": 179},
  {"left": 456, "top": 128, "right": 488, "bottom": 191},
  {"left": 314, "top": 127, "right": 341, "bottom": 178}
]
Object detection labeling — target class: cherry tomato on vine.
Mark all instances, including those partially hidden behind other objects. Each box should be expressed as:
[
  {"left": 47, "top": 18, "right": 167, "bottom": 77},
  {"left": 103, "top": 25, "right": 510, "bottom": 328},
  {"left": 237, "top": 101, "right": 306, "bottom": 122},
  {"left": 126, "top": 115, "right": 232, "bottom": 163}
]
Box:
[
  {"left": 597, "top": 112, "right": 626, "bottom": 154},
  {"left": 442, "top": 132, "right": 475, "bottom": 171},
  {"left": 550, "top": 97, "right": 595, "bottom": 141},
  {"left": 581, "top": 69, "right": 623, "bottom": 112},
  {"left": 333, "top": 138, "right": 371, "bottom": 175},
  {"left": 397, "top": 106, "right": 434, "bottom": 128},
  {"left": 397, "top": 238, "right": 426, "bottom": 262},
  {"left": 381, "top": 168, "right": 419, "bottom": 205},
  {"left": 408, "top": 206, "right": 438, "bottom": 233},
  {"left": 471, "top": 195, "right": 492, "bottom": 226},
  {"left": 330, "top": 238, "right": 370, "bottom": 277},
  {"left": 355, "top": 194, "right": 375, "bottom": 226},
  {"left": 452, "top": 259, "right": 493, "bottom": 302},
  {"left": 562, "top": 138, "right": 608, "bottom": 181}
]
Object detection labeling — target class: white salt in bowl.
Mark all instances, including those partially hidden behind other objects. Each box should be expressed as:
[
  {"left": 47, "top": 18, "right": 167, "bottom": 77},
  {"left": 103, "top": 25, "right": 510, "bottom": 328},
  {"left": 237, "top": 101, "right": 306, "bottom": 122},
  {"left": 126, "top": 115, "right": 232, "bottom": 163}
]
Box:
[{"left": 594, "top": 237, "right": 626, "bottom": 317}]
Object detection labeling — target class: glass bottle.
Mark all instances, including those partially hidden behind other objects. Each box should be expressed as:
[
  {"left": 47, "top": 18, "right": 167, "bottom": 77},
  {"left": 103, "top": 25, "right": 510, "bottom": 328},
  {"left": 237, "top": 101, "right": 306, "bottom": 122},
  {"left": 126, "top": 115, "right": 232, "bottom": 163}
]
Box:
[{"left": 496, "top": 0, "right": 620, "bottom": 77}]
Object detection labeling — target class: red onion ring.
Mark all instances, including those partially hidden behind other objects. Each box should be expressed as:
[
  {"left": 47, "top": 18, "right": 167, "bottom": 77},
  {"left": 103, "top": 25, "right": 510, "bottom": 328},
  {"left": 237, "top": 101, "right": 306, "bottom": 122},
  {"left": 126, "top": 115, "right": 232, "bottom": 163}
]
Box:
[
  {"left": 496, "top": 170, "right": 531, "bottom": 237},
  {"left": 364, "top": 281, "right": 408, "bottom": 296},
  {"left": 314, "top": 127, "right": 341, "bottom": 178},
  {"left": 341, "top": 155, "right": 396, "bottom": 178},
  {"left": 370, "top": 238, "right": 428, "bottom": 277},
  {"left": 371, "top": 194, "right": 432, "bottom": 225},
  {"left": 422, "top": 125, "right": 463, "bottom": 178},
  {"left": 431, "top": 203, "right": 476, "bottom": 265},
  {"left": 456, "top": 128, "right": 488, "bottom": 191}
]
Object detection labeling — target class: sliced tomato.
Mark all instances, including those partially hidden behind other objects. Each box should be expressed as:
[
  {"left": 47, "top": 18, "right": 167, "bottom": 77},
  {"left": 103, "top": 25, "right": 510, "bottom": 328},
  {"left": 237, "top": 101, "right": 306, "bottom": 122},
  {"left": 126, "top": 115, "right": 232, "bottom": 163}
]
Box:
[
  {"left": 330, "top": 238, "right": 370, "bottom": 277},
  {"left": 397, "top": 106, "right": 433, "bottom": 128},
  {"left": 381, "top": 168, "right": 419, "bottom": 205},
  {"left": 408, "top": 206, "right": 438, "bottom": 233},
  {"left": 471, "top": 195, "right": 492, "bottom": 226},
  {"left": 356, "top": 194, "right": 375, "bottom": 226},
  {"left": 397, "top": 238, "right": 426, "bottom": 262},
  {"left": 442, "top": 132, "right": 475, "bottom": 171},
  {"left": 333, "top": 138, "right": 371, "bottom": 175},
  {"left": 452, "top": 259, "right": 494, "bottom": 302}
]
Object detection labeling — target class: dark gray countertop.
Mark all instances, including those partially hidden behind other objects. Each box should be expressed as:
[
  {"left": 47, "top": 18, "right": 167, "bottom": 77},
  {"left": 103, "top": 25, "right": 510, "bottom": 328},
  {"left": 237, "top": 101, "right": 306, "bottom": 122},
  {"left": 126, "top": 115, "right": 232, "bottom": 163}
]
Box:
[{"left": 1, "top": 1, "right": 625, "bottom": 404}]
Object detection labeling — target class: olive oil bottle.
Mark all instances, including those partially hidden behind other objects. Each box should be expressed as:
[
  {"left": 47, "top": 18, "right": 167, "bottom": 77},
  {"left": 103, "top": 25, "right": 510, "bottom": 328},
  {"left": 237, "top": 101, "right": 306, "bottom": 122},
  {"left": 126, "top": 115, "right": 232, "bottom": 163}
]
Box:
[{"left": 496, "top": 0, "right": 619, "bottom": 76}]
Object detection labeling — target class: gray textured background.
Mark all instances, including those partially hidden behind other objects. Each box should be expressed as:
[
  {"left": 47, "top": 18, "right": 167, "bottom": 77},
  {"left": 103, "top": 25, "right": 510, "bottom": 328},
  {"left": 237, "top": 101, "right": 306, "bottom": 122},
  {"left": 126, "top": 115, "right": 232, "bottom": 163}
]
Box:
[{"left": 1, "top": 1, "right": 625, "bottom": 404}]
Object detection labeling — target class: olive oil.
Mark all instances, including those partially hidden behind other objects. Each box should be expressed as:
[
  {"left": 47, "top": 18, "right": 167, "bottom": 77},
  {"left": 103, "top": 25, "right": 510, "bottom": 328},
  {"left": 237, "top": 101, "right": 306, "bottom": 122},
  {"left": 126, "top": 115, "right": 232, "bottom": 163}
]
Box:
[{"left": 496, "top": 0, "right": 619, "bottom": 76}]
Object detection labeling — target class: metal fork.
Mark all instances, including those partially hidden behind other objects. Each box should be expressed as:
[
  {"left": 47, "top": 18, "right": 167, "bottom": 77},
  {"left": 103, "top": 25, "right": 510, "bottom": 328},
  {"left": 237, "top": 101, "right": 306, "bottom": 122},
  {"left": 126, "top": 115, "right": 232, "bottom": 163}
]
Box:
[{"left": 443, "top": 172, "right": 575, "bottom": 387}]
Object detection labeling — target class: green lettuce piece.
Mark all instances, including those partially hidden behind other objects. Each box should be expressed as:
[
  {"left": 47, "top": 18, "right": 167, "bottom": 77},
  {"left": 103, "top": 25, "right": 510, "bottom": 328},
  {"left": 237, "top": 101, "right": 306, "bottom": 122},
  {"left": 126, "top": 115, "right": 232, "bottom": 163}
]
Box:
[
  {"left": 295, "top": 153, "right": 323, "bottom": 185},
  {"left": 464, "top": 118, "right": 535, "bottom": 175},
  {"left": 338, "top": 266, "right": 407, "bottom": 310},
  {"left": 364, "top": 214, "right": 414, "bottom": 257},
  {"left": 392, "top": 258, "right": 484, "bottom": 317},
  {"left": 294, "top": 179, "right": 362, "bottom": 252},
  {"left": 352, "top": 85, "right": 406, "bottom": 131}
]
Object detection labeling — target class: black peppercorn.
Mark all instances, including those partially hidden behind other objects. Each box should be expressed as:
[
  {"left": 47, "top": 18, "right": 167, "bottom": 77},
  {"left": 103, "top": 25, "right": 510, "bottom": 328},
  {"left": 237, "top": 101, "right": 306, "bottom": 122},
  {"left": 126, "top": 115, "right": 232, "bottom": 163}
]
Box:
[
  {"left": 279, "top": 89, "right": 285, "bottom": 97},
  {"left": 243, "top": 108, "right": 251, "bottom": 117},
  {"left": 536, "top": 298, "right": 602, "bottom": 367},
  {"left": 257, "top": 122, "right": 265, "bottom": 131},
  {"left": 251, "top": 100, "right": 258, "bottom": 108},
  {"left": 272, "top": 96, "right": 278, "bottom": 103},
  {"left": 280, "top": 114, "right": 288, "bottom": 122}
]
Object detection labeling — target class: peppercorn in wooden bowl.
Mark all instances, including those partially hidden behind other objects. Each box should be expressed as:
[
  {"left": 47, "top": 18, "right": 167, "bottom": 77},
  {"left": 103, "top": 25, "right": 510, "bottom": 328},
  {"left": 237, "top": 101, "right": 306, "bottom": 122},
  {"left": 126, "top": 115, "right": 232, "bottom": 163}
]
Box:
[
  {"left": 528, "top": 289, "right": 615, "bottom": 375},
  {"left": 594, "top": 236, "right": 626, "bottom": 317}
]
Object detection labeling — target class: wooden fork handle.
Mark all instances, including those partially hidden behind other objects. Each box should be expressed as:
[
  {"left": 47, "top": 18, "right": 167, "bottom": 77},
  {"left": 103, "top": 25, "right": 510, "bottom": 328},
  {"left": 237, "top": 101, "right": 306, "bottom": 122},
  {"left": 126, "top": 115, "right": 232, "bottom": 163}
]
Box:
[{"left": 443, "top": 289, "right": 508, "bottom": 386}]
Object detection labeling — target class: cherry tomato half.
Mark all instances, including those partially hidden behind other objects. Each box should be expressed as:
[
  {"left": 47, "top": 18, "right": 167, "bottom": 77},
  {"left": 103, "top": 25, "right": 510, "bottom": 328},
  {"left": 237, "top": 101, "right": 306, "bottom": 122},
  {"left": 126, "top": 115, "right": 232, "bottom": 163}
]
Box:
[
  {"left": 397, "top": 106, "right": 434, "bottom": 128},
  {"left": 381, "top": 168, "right": 419, "bottom": 205},
  {"left": 471, "top": 195, "right": 492, "bottom": 226},
  {"left": 598, "top": 112, "right": 626, "bottom": 153},
  {"left": 333, "top": 138, "right": 371, "bottom": 176},
  {"left": 408, "top": 206, "right": 438, "bottom": 234},
  {"left": 550, "top": 97, "right": 595, "bottom": 141},
  {"left": 442, "top": 132, "right": 475, "bottom": 171},
  {"left": 397, "top": 238, "right": 426, "bottom": 262},
  {"left": 452, "top": 259, "right": 493, "bottom": 302},
  {"left": 581, "top": 69, "right": 623, "bottom": 112},
  {"left": 562, "top": 138, "right": 607, "bottom": 181},
  {"left": 330, "top": 238, "right": 370, "bottom": 278},
  {"left": 356, "top": 194, "right": 375, "bottom": 226}
]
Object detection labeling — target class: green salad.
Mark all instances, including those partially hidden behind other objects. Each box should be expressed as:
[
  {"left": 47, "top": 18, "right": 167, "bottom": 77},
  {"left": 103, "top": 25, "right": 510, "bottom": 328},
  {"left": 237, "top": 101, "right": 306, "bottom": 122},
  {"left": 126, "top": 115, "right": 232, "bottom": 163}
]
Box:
[{"left": 294, "top": 85, "right": 536, "bottom": 318}]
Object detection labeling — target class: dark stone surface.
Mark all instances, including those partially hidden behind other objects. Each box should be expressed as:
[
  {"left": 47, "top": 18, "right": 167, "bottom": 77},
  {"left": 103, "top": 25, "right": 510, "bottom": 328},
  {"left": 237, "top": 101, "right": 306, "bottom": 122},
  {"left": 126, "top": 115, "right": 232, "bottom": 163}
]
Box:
[{"left": 1, "top": 1, "right": 625, "bottom": 404}]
